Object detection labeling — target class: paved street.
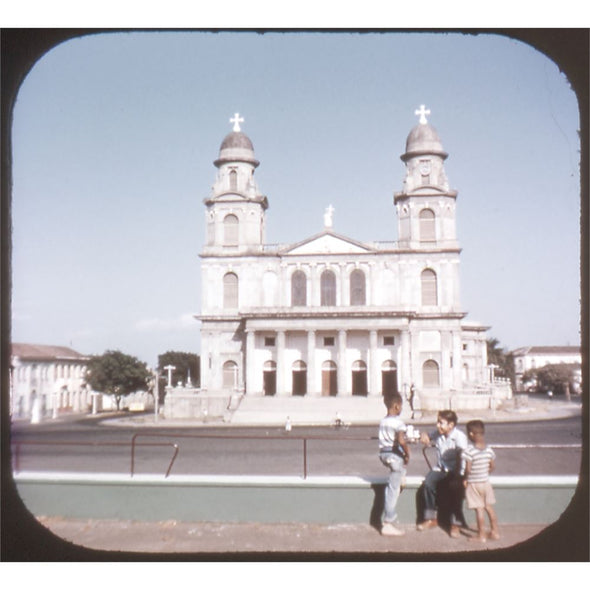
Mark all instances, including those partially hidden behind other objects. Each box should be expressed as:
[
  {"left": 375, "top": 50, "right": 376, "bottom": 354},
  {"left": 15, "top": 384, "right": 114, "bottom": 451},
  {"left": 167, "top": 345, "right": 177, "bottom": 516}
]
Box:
[{"left": 10, "top": 415, "right": 583, "bottom": 478}]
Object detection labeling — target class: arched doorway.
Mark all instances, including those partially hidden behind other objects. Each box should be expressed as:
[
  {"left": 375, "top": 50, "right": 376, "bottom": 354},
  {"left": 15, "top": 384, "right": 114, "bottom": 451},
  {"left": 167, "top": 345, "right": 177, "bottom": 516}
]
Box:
[
  {"left": 381, "top": 360, "right": 398, "bottom": 398},
  {"left": 263, "top": 361, "right": 276, "bottom": 396},
  {"left": 352, "top": 360, "right": 368, "bottom": 396},
  {"left": 292, "top": 360, "right": 307, "bottom": 396},
  {"left": 222, "top": 360, "right": 239, "bottom": 390},
  {"left": 422, "top": 359, "right": 440, "bottom": 388},
  {"left": 321, "top": 361, "right": 338, "bottom": 396}
]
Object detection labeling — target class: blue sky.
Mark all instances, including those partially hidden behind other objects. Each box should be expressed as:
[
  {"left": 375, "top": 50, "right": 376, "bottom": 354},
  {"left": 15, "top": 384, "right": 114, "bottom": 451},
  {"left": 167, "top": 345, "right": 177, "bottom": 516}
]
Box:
[{"left": 10, "top": 31, "right": 581, "bottom": 367}]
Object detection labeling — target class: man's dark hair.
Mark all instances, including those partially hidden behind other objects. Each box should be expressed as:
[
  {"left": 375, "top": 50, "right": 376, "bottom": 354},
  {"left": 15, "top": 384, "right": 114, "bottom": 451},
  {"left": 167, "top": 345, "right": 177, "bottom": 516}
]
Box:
[
  {"left": 466, "top": 419, "right": 485, "bottom": 434},
  {"left": 437, "top": 409, "right": 458, "bottom": 425}
]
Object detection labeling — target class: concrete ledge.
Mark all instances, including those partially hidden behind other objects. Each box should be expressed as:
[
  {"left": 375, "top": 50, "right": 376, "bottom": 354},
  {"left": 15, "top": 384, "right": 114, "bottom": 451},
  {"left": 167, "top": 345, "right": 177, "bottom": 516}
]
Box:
[{"left": 15, "top": 472, "right": 578, "bottom": 526}]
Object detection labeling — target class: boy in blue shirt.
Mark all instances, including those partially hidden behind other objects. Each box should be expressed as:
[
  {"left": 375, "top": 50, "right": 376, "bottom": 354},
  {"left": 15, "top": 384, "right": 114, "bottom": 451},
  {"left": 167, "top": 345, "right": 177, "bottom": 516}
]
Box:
[{"left": 378, "top": 392, "right": 410, "bottom": 536}]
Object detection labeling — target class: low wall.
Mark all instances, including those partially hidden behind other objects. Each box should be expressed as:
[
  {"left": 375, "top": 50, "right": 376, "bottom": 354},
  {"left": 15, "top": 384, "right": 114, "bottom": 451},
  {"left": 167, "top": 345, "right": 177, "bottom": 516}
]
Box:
[
  {"left": 14, "top": 472, "right": 578, "bottom": 527},
  {"left": 163, "top": 389, "right": 238, "bottom": 420}
]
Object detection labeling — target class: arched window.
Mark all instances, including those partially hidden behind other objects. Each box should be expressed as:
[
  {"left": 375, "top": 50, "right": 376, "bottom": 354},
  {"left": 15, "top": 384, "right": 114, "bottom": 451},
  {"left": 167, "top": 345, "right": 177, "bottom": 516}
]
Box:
[
  {"left": 229, "top": 169, "right": 238, "bottom": 191},
  {"left": 350, "top": 269, "right": 366, "bottom": 305},
  {"left": 419, "top": 208, "right": 436, "bottom": 242},
  {"left": 223, "top": 272, "right": 238, "bottom": 308},
  {"left": 223, "top": 360, "right": 239, "bottom": 390},
  {"left": 381, "top": 360, "right": 398, "bottom": 398},
  {"left": 352, "top": 360, "right": 368, "bottom": 396},
  {"left": 223, "top": 214, "right": 239, "bottom": 246},
  {"left": 423, "top": 360, "right": 440, "bottom": 388},
  {"left": 421, "top": 268, "right": 438, "bottom": 306},
  {"left": 321, "top": 269, "right": 336, "bottom": 306},
  {"left": 292, "top": 360, "right": 307, "bottom": 396},
  {"left": 321, "top": 360, "right": 338, "bottom": 396},
  {"left": 291, "top": 270, "right": 307, "bottom": 306}
]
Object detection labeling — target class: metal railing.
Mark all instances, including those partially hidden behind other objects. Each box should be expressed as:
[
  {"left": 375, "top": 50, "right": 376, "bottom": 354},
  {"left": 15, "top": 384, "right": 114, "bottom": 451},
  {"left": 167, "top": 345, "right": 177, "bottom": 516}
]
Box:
[
  {"left": 11, "top": 439, "right": 179, "bottom": 478},
  {"left": 12, "top": 434, "right": 582, "bottom": 480}
]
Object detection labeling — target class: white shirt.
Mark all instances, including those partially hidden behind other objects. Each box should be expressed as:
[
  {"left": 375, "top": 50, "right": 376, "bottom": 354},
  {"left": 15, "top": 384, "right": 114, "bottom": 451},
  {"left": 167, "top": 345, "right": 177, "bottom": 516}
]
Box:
[
  {"left": 378, "top": 414, "right": 407, "bottom": 454},
  {"left": 429, "top": 427, "right": 468, "bottom": 472}
]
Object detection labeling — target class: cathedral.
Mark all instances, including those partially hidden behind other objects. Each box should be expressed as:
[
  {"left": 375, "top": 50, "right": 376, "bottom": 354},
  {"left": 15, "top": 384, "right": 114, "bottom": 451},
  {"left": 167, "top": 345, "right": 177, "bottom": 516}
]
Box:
[{"left": 197, "top": 108, "right": 499, "bottom": 415}]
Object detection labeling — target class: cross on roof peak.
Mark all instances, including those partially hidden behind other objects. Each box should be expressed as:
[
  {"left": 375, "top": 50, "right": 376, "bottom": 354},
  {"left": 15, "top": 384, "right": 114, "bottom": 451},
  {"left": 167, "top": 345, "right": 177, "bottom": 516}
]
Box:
[
  {"left": 230, "top": 112, "right": 244, "bottom": 132},
  {"left": 414, "top": 104, "right": 431, "bottom": 125}
]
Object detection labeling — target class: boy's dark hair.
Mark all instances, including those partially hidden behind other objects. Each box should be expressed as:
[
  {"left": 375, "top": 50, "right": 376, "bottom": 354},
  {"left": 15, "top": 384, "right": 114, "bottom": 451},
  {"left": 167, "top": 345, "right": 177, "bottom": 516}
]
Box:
[
  {"left": 437, "top": 409, "right": 458, "bottom": 425},
  {"left": 385, "top": 392, "right": 403, "bottom": 408},
  {"left": 466, "top": 419, "right": 485, "bottom": 434}
]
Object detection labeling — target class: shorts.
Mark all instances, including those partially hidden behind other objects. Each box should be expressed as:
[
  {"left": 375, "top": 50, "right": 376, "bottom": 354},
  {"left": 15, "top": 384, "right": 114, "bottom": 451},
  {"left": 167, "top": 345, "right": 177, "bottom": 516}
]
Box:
[{"left": 465, "top": 481, "right": 496, "bottom": 509}]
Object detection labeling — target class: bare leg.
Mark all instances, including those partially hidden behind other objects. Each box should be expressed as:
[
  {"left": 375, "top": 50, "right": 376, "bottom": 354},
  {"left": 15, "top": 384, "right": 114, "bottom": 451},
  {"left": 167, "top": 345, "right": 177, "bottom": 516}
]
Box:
[
  {"left": 486, "top": 506, "right": 500, "bottom": 539},
  {"left": 469, "top": 508, "right": 487, "bottom": 542}
]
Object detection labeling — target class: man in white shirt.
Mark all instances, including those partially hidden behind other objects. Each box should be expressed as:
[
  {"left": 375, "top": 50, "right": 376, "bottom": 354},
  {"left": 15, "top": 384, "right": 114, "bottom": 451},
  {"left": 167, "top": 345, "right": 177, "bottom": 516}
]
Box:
[{"left": 417, "top": 410, "right": 468, "bottom": 537}]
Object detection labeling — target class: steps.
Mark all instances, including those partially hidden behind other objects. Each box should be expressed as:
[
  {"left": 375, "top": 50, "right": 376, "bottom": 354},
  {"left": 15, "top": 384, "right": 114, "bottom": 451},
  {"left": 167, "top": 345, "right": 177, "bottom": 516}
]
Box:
[{"left": 229, "top": 394, "right": 402, "bottom": 426}]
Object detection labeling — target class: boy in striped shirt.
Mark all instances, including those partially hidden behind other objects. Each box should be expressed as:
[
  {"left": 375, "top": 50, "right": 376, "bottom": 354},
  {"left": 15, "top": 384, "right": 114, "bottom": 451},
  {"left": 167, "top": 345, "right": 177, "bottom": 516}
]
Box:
[{"left": 462, "top": 420, "right": 500, "bottom": 542}]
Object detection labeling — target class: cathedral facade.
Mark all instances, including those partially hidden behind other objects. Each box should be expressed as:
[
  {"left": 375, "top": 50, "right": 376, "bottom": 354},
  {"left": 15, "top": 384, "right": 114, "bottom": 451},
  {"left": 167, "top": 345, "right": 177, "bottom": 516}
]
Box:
[{"left": 198, "top": 109, "right": 492, "bottom": 410}]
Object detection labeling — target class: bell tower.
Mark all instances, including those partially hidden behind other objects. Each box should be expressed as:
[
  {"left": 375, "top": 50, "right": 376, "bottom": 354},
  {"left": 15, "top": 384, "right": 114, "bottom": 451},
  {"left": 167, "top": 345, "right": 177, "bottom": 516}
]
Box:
[
  {"left": 203, "top": 113, "right": 268, "bottom": 253},
  {"left": 394, "top": 105, "right": 458, "bottom": 249}
]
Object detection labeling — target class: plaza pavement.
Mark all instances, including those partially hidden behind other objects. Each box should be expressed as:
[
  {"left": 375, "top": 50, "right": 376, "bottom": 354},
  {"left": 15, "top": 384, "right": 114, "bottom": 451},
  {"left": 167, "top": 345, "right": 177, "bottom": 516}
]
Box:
[{"left": 15, "top": 395, "right": 586, "bottom": 559}]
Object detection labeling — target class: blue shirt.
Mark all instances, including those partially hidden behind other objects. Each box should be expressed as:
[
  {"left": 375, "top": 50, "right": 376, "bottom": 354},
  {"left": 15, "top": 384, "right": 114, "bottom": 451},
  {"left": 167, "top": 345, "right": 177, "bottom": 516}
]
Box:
[{"left": 428, "top": 427, "right": 468, "bottom": 473}]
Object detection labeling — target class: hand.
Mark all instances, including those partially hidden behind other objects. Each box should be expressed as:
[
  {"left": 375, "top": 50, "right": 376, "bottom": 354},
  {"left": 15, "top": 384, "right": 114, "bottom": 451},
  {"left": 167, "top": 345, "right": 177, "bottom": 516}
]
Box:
[
  {"left": 419, "top": 432, "right": 430, "bottom": 446},
  {"left": 463, "top": 480, "right": 468, "bottom": 489}
]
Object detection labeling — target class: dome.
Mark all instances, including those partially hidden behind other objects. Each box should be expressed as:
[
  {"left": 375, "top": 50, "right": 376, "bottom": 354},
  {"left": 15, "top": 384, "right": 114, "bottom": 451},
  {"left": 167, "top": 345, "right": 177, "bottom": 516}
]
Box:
[
  {"left": 401, "top": 123, "right": 448, "bottom": 162},
  {"left": 214, "top": 131, "right": 259, "bottom": 168}
]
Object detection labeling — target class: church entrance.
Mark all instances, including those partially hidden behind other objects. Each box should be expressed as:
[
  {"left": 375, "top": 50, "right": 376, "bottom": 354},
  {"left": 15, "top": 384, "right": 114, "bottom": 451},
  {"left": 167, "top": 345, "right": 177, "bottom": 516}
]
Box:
[
  {"left": 321, "top": 361, "right": 338, "bottom": 396},
  {"left": 292, "top": 360, "right": 307, "bottom": 396},
  {"left": 381, "top": 360, "right": 398, "bottom": 397},
  {"left": 263, "top": 361, "right": 276, "bottom": 396},
  {"left": 351, "top": 360, "right": 368, "bottom": 396}
]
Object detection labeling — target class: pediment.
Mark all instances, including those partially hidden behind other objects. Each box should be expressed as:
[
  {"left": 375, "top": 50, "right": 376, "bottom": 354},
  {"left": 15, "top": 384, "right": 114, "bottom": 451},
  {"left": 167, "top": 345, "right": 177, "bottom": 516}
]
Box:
[{"left": 283, "top": 231, "right": 373, "bottom": 255}]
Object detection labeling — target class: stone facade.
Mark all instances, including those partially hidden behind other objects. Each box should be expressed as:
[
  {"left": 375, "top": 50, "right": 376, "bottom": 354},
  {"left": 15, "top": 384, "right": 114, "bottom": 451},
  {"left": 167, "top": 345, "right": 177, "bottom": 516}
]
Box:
[
  {"left": 10, "top": 343, "right": 92, "bottom": 421},
  {"left": 512, "top": 345, "right": 582, "bottom": 392},
  {"left": 197, "top": 109, "right": 500, "bottom": 415}
]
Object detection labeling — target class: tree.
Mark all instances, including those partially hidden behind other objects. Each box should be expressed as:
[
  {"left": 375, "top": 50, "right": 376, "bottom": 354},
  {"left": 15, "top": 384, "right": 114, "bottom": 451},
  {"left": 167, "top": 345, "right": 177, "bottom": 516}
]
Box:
[
  {"left": 486, "top": 338, "right": 515, "bottom": 386},
  {"left": 522, "top": 363, "right": 581, "bottom": 398},
  {"left": 157, "top": 351, "right": 200, "bottom": 397},
  {"left": 85, "top": 350, "right": 151, "bottom": 410}
]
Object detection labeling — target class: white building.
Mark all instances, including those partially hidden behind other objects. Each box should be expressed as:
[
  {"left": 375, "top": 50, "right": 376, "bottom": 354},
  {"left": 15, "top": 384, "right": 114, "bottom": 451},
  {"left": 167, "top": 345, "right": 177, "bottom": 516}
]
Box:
[
  {"left": 10, "top": 343, "right": 91, "bottom": 421},
  {"left": 512, "top": 345, "right": 582, "bottom": 392},
  {"left": 197, "top": 109, "right": 498, "bottom": 414}
]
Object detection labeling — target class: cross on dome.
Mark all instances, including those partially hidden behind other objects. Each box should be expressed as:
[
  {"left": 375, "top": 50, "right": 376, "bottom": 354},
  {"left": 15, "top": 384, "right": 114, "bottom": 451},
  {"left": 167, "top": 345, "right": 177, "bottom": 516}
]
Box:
[
  {"left": 230, "top": 112, "right": 244, "bottom": 132},
  {"left": 414, "top": 104, "right": 431, "bottom": 125}
]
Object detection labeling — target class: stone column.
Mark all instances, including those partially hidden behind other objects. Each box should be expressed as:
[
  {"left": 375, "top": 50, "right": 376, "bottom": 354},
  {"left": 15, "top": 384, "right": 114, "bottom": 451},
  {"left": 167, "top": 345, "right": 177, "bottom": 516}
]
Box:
[
  {"left": 452, "top": 330, "right": 463, "bottom": 391},
  {"left": 401, "top": 329, "right": 412, "bottom": 389},
  {"left": 245, "top": 329, "right": 256, "bottom": 395},
  {"left": 369, "top": 329, "right": 380, "bottom": 396},
  {"left": 307, "top": 330, "right": 317, "bottom": 396},
  {"left": 340, "top": 263, "right": 347, "bottom": 306},
  {"left": 441, "top": 331, "right": 451, "bottom": 391},
  {"left": 337, "top": 330, "right": 349, "bottom": 396},
  {"left": 200, "top": 332, "right": 210, "bottom": 392},
  {"left": 276, "top": 330, "right": 287, "bottom": 395}
]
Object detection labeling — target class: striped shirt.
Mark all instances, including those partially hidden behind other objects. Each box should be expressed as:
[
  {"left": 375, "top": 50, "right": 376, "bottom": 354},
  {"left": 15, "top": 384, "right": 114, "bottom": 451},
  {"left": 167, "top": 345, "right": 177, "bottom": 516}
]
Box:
[{"left": 462, "top": 445, "right": 496, "bottom": 483}]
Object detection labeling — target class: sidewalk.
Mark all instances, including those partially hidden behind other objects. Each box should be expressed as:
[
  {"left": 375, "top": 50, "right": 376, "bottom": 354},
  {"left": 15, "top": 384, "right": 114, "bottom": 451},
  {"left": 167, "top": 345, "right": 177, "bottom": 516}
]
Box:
[{"left": 35, "top": 516, "right": 550, "bottom": 556}]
